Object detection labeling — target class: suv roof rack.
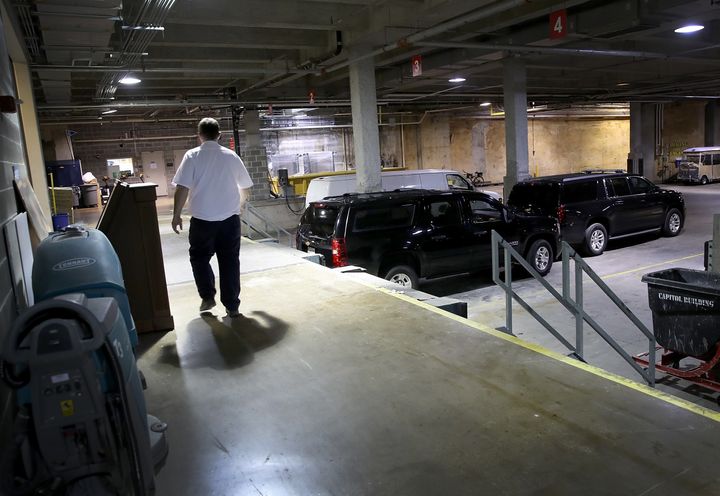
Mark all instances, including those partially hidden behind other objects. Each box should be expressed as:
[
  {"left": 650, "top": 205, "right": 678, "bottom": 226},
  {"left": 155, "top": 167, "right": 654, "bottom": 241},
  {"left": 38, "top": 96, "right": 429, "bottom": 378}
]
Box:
[{"left": 582, "top": 169, "right": 626, "bottom": 174}]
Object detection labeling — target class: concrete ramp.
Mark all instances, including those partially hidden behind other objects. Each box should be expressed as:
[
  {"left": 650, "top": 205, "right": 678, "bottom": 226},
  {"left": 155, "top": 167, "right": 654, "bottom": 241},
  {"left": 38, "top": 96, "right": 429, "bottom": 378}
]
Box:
[{"left": 142, "top": 246, "right": 720, "bottom": 495}]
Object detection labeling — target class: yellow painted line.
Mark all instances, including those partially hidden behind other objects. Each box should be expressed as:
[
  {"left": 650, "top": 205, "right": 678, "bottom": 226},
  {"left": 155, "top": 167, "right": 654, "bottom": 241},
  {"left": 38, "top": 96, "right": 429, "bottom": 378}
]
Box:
[
  {"left": 355, "top": 280, "right": 720, "bottom": 423},
  {"left": 602, "top": 253, "right": 703, "bottom": 280}
]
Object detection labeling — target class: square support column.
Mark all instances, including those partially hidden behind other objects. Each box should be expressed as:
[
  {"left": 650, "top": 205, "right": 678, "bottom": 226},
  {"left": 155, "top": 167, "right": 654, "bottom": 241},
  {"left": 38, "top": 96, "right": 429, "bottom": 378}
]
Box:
[
  {"left": 705, "top": 101, "right": 720, "bottom": 146},
  {"left": 503, "top": 57, "right": 530, "bottom": 198},
  {"left": 629, "top": 103, "right": 657, "bottom": 180},
  {"left": 242, "top": 109, "right": 269, "bottom": 201},
  {"left": 243, "top": 146, "right": 270, "bottom": 201},
  {"left": 348, "top": 46, "right": 381, "bottom": 193}
]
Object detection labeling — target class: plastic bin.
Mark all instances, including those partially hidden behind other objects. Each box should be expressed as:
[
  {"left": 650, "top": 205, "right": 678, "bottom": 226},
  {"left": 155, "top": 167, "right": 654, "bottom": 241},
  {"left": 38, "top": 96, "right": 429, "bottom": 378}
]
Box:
[
  {"left": 32, "top": 225, "right": 138, "bottom": 347},
  {"left": 642, "top": 267, "right": 720, "bottom": 357},
  {"left": 80, "top": 183, "right": 98, "bottom": 207},
  {"left": 51, "top": 213, "right": 69, "bottom": 231}
]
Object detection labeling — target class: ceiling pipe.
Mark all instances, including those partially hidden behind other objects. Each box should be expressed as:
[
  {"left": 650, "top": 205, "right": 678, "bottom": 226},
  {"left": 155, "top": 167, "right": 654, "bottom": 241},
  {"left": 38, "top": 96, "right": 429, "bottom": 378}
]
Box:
[
  {"left": 414, "top": 41, "right": 668, "bottom": 59},
  {"left": 29, "top": 10, "right": 121, "bottom": 21},
  {"left": 228, "top": 30, "right": 343, "bottom": 97},
  {"left": 96, "top": 0, "right": 177, "bottom": 100},
  {"left": 30, "top": 64, "right": 318, "bottom": 75},
  {"left": 322, "top": 0, "right": 570, "bottom": 74}
]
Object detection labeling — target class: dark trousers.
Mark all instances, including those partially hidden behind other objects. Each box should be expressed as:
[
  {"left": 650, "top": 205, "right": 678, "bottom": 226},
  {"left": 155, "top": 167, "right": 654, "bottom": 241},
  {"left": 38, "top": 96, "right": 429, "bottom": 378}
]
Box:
[{"left": 188, "top": 215, "right": 241, "bottom": 312}]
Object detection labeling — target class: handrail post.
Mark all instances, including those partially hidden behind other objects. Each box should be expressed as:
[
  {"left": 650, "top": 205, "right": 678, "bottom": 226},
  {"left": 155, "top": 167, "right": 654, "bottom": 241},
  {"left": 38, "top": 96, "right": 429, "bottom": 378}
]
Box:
[
  {"left": 504, "top": 246, "right": 513, "bottom": 335},
  {"left": 562, "top": 242, "right": 570, "bottom": 301},
  {"left": 648, "top": 340, "right": 656, "bottom": 387},
  {"left": 575, "top": 255, "right": 584, "bottom": 360}
]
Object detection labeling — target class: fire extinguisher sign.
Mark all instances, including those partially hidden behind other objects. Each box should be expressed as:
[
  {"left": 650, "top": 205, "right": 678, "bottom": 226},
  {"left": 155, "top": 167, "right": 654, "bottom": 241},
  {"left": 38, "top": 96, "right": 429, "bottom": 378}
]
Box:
[{"left": 549, "top": 9, "right": 567, "bottom": 39}]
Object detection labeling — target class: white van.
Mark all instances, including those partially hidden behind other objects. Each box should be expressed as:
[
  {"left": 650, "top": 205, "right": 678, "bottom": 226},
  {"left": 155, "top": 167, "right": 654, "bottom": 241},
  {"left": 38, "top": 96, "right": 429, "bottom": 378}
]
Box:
[
  {"left": 304, "top": 169, "right": 500, "bottom": 207},
  {"left": 677, "top": 146, "right": 720, "bottom": 184}
]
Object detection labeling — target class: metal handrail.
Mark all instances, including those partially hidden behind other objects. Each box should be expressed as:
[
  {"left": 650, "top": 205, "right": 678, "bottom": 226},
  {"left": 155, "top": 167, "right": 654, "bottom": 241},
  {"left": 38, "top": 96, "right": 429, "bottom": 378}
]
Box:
[
  {"left": 491, "top": 231, "right": 656, "bottom": 387},
  {"left": 242, "top": 202, "right": 294, "bottom": 246}
]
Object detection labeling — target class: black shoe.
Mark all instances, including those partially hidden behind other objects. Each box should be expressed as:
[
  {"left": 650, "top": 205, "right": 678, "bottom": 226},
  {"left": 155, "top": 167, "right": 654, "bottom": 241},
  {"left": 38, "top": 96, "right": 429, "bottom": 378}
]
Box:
[
  {"left": 199, "top": 298, "right": 216, "bottom": 313},
  {"left": 226, "top": 309, "right": 241, "bottom": 318}
]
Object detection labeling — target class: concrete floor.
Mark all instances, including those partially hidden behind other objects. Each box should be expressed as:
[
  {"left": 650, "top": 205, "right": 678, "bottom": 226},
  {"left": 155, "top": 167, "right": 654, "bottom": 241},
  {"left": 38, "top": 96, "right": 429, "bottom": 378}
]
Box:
[{"left": 73, "top": 191, "right": 720, "bottom": 495}]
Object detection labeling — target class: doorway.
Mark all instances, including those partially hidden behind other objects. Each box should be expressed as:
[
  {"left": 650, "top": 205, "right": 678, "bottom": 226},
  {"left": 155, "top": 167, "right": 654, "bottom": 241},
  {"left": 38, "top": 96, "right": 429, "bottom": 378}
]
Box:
[{"left": 141, "top": 151, "right": 168, "bottom": 196}]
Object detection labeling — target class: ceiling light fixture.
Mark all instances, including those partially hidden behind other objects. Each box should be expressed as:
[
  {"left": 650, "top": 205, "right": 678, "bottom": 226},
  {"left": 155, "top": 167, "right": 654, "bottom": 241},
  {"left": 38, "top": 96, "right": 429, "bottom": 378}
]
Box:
[
  {"left": 480, "top": 102, "right": 491, "bottom": 107},
  {"left": 449, "top": 77, "right": 466, "bottom": 83},
  {"left": 102, "top": 109, "right": 117, "bottom": 114},
  {"left": 674, "top": 24, "right": 704, "bottom": 34},
  {"left": 119, "top": 75, "right": 141, "bottom": 85},
  {"left": 616, "top": 82, "right": 630, "bottom": 87}
]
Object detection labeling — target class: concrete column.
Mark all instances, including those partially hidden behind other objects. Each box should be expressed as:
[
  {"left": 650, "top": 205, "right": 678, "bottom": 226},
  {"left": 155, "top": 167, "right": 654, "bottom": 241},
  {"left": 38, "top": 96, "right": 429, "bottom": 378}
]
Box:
[
  {"left": 244, "top": 108, "right": 262, "bottom": 148},
  {"left": 628, "top": 103, "right": 657, "bottom": 180},
  {"left": 242, "top": 109, "right": 269, "bottom": 200},
  {"left": 502, "top": 57, "right": 529, "bottom": 198},
  {"left": 705, "top": 101, "right": 720, "bottom": 146},
  {"left": 348, "top": 45, "right": 381, "bottom": 193}
]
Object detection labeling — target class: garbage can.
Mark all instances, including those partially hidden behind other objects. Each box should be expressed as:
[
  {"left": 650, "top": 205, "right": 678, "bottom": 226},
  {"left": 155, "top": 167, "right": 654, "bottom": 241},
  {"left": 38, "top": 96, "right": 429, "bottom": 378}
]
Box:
[
  {"left": 642, "top": 268, "right": 720, "bottom": 358},
  {"left": 80, "top": 183, "right": 98, "bottom": 207}
]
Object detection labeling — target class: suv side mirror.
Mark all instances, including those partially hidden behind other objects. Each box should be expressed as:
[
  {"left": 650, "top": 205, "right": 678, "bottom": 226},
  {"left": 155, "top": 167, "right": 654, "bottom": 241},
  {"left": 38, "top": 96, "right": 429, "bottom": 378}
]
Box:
[{"left": 503, "top": 207, "right": 515, "bottom": 223}]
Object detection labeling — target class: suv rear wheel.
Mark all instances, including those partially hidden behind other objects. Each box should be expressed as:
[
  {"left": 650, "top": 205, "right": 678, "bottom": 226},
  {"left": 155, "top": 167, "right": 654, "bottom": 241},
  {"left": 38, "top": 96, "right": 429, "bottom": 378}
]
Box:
[
  {"left": 701, "top": 175, "right": 709, "bottom": 185},
  {"left": 525, "top": 239, "right": 553, "bottom": 276},
  {"left": 663, "top": 208, "right": 683, "bottom": 236},
  {"left": 584, "top": 223, "right": 607, "bottom": 256},
  {"left": 384, "top": 265, "right": 419, "bottom": 289}
]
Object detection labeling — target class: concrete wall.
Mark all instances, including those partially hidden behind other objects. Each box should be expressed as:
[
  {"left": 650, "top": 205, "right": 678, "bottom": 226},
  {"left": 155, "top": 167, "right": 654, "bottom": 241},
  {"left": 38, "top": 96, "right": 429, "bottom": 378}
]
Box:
[
  {"left": 61, "top": 120, "right": 200, "bottom": 197},
  {"left": 381, "top": 117, "right": 630, "bottom": 183},
  {"left": 67, "top": 122, "right": 358, "bottom": 198},
  {"left": 13, "top": 62, "right": 50, "bottom": 218},
  {"left": 663, "top": 101, "right": 706, "bottom": 160},
  {"left": 0, "top": 12, "right": 24, "bottom": 451},
  {"left": 56, "top": 104, "right": 720, "bottom": 199}
]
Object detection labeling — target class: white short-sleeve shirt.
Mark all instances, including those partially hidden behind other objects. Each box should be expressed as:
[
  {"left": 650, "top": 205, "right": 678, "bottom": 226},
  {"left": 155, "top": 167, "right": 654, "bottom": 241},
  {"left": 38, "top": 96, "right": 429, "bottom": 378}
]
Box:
[{"left": 172, "top": 141, "right": 254, "bottom": 221}]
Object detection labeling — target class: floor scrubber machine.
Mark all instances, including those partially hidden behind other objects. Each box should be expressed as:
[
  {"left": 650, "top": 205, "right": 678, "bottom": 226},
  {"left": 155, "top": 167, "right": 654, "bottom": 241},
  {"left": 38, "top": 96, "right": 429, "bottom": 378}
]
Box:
[{"left": 0, "top": 226, "right": 167, "bottom": 495}]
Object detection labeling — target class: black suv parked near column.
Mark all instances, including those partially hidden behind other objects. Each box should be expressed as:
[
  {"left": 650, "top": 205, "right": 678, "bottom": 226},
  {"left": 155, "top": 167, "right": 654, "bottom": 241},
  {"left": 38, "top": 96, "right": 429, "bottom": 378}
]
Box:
[
  {"left": 296, "top": 189, "right": 560, "bottom": 288},
  {"left": 507, "top": 171, "right": 685, "bottom": 256}
]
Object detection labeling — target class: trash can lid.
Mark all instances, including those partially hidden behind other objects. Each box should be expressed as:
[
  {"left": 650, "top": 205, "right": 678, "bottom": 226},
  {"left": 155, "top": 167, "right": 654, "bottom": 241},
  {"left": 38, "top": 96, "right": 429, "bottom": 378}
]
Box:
[{"left": 642, "top": 267, "right": 720, "bottom": 296}]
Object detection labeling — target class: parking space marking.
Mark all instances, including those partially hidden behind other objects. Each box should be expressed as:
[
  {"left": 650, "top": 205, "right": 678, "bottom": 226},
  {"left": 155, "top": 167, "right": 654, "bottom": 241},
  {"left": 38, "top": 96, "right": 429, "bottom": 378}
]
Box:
[
  {"left": 602, "top": 253, "right": 703, "bottom": 280},
  {"left": 364, "top": 283, "right": 720, "bottom": 424}
]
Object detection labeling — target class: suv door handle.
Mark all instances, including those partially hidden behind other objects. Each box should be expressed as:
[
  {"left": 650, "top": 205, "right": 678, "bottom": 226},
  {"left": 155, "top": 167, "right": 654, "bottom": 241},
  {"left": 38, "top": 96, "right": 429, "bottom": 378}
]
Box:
[
  {"left": 615, "top": 200, "right": 625, "bottom": 205},
  {"left": 431, "top": 234, "right": 448, "bottom": 241}
]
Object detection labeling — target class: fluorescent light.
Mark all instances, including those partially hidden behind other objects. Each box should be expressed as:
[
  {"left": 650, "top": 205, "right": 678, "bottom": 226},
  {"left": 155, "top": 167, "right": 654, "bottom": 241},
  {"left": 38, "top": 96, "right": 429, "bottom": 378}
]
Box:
[
  {"left": 119, "top": 75, "right": 141, "bottom": 85},
  {"left": 480, "top": 102, "right": 491, "bottom": 107},
  {"left": 449, "top": 77, "right": 466, "bottom": 83},
  {"left": 102, "top": 109, "right": 117, "bottom": 114},
  {"left": 675, "top": 24, "right": 704, "bottom": 34}
]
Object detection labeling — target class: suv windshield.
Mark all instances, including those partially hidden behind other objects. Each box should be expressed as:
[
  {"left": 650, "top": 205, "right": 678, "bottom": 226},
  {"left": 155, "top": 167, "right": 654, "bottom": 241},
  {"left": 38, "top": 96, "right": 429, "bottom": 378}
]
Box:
[
  {"left": 508, "top": 182, "right": 560, "bottom": 214},
  {"left": 303, "top": 204, "right": 340, "bottom": 237}
]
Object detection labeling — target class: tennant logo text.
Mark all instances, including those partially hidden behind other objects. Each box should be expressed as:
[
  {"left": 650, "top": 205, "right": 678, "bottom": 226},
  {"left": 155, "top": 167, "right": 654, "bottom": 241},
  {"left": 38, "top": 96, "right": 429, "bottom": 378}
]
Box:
[
  {"left": 52, "top": 257, "right": 96, "bottom": 271},
  {"left": 658, "top": 292, "right": 714, "bottom": 308}
]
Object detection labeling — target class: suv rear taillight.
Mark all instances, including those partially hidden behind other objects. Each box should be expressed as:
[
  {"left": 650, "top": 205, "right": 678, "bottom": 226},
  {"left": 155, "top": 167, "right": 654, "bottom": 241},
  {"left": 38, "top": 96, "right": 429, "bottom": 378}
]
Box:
[
  {"left": 331, "top": 237, "right": 348, "bottom": 267},
  {"left": 557, "top": 204, "right": 566, "bottom": 224}
]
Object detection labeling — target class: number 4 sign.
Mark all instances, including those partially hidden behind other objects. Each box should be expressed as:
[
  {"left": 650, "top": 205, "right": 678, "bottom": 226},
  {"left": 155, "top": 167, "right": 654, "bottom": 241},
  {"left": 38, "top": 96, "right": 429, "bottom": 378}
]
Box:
[{"left": 550, "top": 9, "right": 567, "bottom": 39}]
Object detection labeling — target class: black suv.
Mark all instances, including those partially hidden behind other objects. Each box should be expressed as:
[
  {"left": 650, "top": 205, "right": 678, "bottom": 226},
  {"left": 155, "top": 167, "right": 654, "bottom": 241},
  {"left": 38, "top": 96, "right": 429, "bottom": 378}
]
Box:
[
  {"left": 296, "top": 189, "right": 560, "bottom": 288},
  {"left": 507, "top": 172, "right": 685, "bottom": 256}
]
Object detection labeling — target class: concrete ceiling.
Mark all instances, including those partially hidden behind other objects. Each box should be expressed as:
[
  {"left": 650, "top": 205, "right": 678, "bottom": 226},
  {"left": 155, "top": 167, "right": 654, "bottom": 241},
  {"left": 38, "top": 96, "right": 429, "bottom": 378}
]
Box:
[{"left": 7, "top": 0, "right": 720, "bottom": 123}]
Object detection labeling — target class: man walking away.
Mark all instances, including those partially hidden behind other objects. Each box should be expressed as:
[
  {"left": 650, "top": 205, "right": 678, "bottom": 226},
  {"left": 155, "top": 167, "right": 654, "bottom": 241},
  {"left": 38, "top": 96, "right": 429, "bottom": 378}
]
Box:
[{"left": 171, "top": 117, "right": 254, "bottom": 318}]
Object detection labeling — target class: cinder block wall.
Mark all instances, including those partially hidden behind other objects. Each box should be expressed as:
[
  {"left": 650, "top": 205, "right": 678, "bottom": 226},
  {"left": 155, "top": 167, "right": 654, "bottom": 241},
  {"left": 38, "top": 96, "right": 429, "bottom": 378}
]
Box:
[{"left": 0, "top": 16, "right": 22, "bottom": 448}]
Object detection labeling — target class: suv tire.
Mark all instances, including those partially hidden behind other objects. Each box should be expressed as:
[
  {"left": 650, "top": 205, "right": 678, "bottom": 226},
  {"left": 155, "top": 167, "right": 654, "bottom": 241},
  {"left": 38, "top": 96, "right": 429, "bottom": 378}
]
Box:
[
  {"left": 663, "top": 208, "right": 683, "bottom": 236},
  {"left": 384, "top": 265, "right": 419, "bottom": 289},
  {"left": 701, "top": 176, "right": 709, "bottom": 185},
  {"left": 584, "top": 223, "right": 607, "bottom": 256},
  {"left": 525, "top": 239, "right": 553, "bottom": 276}
]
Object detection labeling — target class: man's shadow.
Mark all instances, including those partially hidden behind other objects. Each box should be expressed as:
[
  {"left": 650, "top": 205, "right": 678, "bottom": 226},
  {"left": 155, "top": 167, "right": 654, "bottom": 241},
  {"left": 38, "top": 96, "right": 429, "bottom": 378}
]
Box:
[{"left": 158, "top": 310, "right": 288, "bottom": 370}]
